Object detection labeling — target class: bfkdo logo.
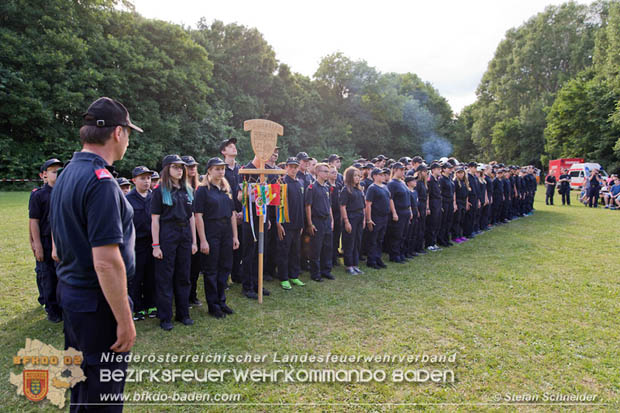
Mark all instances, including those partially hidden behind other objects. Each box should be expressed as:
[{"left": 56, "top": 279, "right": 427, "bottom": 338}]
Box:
[
  {"left": 24, "top": 370, "right": 48, "bottom": 402},
  {"left": 10, "top": 339, "right": 86, "bottom": 409}
]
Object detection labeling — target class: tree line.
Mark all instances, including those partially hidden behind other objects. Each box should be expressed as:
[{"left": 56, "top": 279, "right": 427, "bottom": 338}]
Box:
[
  {"left": 0, "top": 0, "right": 454, "bottom": 179},
  {"left": 452, "top": 0, "right": 620, "bottom": 174}
]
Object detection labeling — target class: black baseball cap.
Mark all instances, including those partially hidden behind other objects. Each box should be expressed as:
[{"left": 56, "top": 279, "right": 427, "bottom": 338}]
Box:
[
  {"left": 41, "top": 158, "right": 63, "bottom": 172},
  {"left": 404, "top": 176, "right": 416, "bottom": 183},
  {"left": 467, "top": 161, "right": 478, "bottom": 168},
  {"left": 416, "top": 164, "right": 428, "bottom": 172},
  {"left": 371, "top": 157, "right": 379, "bottom": 163},
  {"left": 328, "top": 154, "right": 343, "bottom": 163},
  {"left": 371, "top": 168, "right": 382, "bottom": 177},
  {"left": 376, "top": 154, "right": 387, "bottom": 160},
  {"left": 411, "top": 156, "right": 424, "bottom": 163},
  {"left": 132, "top": 166, "right": 154, "bottom": 177},
  {"left": 296, "top": 152, "right": 310, "bottom": 161},
  {"left": 116, "top": 177, "right": 131, "bottom": 186},
  {"left": 398, "top": 157, "right": 411, "bottom": 164},
  {"left": 219, "top": 137, "right": 237, "bottom": 152},
  {"left": 286, "top": 157, "right": 300, "bottom": 166},
  {"left": 181, "top": 155, "right": 198, "bottom": 166},
  {"left": 206, "top": 157, "right": 226, "bottom": 169},
  {"left": 162, "top": 154, "right": 186, "bottom": 167},
  {"left": 151, "top": 171, "right": 160, "bottom": 179},
  {"left": 362, "top": 163, "right": 375, "bottom": 169},
  {"left": 355, "top": 158, "right": 367, "bottom": 163},
  {"left": 391, "top": 162, "right": 405, "bottom": 169},
  {"left": 352, "top": 163, "right": 362, "bottom": 169},
  {"left": 429, "top": 162, "right": 441, "bottom": 170},
  {"left": 82, "top": 97, "right": 143, "bottom": 133},
  {"left": 381, "top": 168, "right": 391, "bottom": 174}
]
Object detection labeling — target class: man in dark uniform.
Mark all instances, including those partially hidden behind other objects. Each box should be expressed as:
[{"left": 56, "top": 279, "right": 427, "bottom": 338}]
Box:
[
  {"left": 463, "top": 162, "right": 480, "bottom": 237},
  {"left": 295, "top": 152, "right": 314, "bottom": 189},
  {"left": 276, "top": 158, "right": 306, "bottom": 289},
  {"left": 221, "top": 137, "right": 243, "bottom": 283},
  {"left": 305, "top": 163, "right": 334, "bottom": 282},
  {"left": 438, "top": 162, "right": 455, "bottom": 247},
  {"left": 361, "top": 163, "right": 374, "bottom": 193},
  {"left": 414, "top": 164, "right": 428, "bottom": 254},
  {"left": 29, "top": 158, "right": 63, "bottom": 322},
  {"left": 425, "top": 162, "right": 442, "bottom": 251},
  {"left": 558, "top": 168, "right": 571, "bottom": 206},
  {"left": 50, "top": 97, "right": 140, "bottom": 411},
  {"left": 492, "top": 167, "right": 504, "bottom": 224},
  {"left": 502, "top": 168, "right": 513, "bottom": 221},
  {"left": 545, "top": 172, "right": 557, "bottom": 205}
]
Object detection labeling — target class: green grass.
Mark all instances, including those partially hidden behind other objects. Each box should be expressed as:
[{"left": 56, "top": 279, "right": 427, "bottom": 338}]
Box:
[{"left": 1, "top": 190, "right": 619, "bottom": 412}]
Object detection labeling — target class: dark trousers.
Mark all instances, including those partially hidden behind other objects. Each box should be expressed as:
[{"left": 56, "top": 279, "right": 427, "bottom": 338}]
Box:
[
  {"left": 588, "top": 188, "right": 599, "bottom": 207},
  {"left": 388, "top": 211, "right": 410, "bottom": 260},
  {"left": 464, "top": 203, "right": 478, "bottom": 236},
  {"left": 200, "top": 219, "right": 232, "bottom": 313},
  {"left": 405, "top": 215, "right": 418, "bottom": 254},
  {"left": 241, "top": 219, "right": 259, "bottom": 292},
  {"left": 309, "top": 218, "right": 332, "bottom": 277},
  {"left": 264, "top": 215, "right": 278, "bottom": 277},
  {"left": 37, "top": 236, "right": 61, "bottom": 317},
  {"left": 189, "top": 246, "right": 201, "bottom": 302},
  {"left": 154, "top": 222, "right": 191, "bottom": 322},
  {"left": 58, "top": 283, "right": 129, "bottom": 413},
  {"left": 231, "top": 223, "right": 243, "bottom": 283},
  {"left": 438, "top": 202, "right": 454, "bottom": 245},
  {"left": 130, "top": 239, "right": 155, "bottom": 313},
  {"left": 276, "top": 224, "right": 302, "bottom": 281},
  {"left": 546, "top": 189, "right": 554, "bottom": 205},
  {"left": 452, "top": 204, "right": 466, "bottom": 238},
  {"left": 415, "top": 206, "right": 426, "bottom": 251},
  {"left": 342, "top": 213, "right": 363, "bottom": 267},
  {"left": 367, "top": 218, "right": 387, "bottom": 265},
  {"left": 426, "top": 200, "right": 442, "bottom": 246},
  {"left": 480, "top": 203, "right": 490, "bottom": 229},
  {"left": 561, "top": 189, "right": 570, "bottom": 205},
  {"left": 332, "top": 213, "right": 342, "bottom": 264}
]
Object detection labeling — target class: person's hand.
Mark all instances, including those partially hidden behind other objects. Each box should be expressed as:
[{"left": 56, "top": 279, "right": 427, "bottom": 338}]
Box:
[
  {"left": 307, "top": 224, "right": 316, "bottom": 237},
  {"left": 33, "top": 242, "right": 44, "bottom": 262},
  {"left": 277, "top": 223, "right": 286, "bottom": 241},
  {"left": 427, "top": 208, "right": 431, "bottom": 215},
  {"left": 153, "top": 246, "right": 163, "bottom": 259},
  {"left": 367, "top": 220, "right": 375, "bottom": 231},
  {"left": 453, "top": 202, "right": 458, "bottom": 211},
  {"left": 51, "top": 245, "right": 59, "bottom": 262},
  {"left": 331, "top": 220, "right": 334, "bottom": 231},
  {"left": 392, "top": 213, "right": 398, "bottom": 222},
  {"left": 267, "top": 219, "right": 271, "bottom": 231},
  {"left": 362, "top": 219, "right": 366, "bottom": 230},
  {"left": 200, "top": 240, "right": 210, "bottom": 255},
  {"left": 232, "top": 237, "right": 240, "bottom": 250},
  {"left": 191, "top": 243, "right": 198, "bottom": 255},
  {"left": 344, "top": 221, "right": 352, "bottom": 233},
  {"left": 110, "top": 319, "right": 136, "bottom": 353}
]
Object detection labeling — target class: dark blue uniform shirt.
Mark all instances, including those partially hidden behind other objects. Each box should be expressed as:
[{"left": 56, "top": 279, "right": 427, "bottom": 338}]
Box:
[
  {"left": 50, "top": 152, "right": 135, "bottom": 288},
  {"left": 439, "top": 175, "right": 455, "bottom": 203},
  {"left": 454, "top": 179, "right": 468, "bottom": 205},
  {"left": 283, "top": 174, "right": 304, "bottom": 229},
  {"left": 194, "top": 184, "right": 234, "bottom": 220},
  {"left": 29, "top": 183, "right": 53, "bottom": 238},
  {"left": 225, "top": 162, "right": 241, "bottom": 212},
  {"left": 305, "top": 181, "right": 331, "bottom": 220},
  {"left": 151, "top": 186, "right": 193, "bottom": 223},
  {"left": 125, "top": 188, "right": 152, "bottom": 241},
  {"left": 361, "top": 177, "right": 373, "bottom": 194},
  {"left": 329, "top": 181, "right": 343, "bottom": 218},
  {"left": 388, "top": 179, "right": 411, "bottom": 212},
  {"left": 296, "top": 170, "right": 313, "bottom": 190},
  {"left": 415, "top": 180, "right": 427, "bottom": 205},
  {"left": 409, "top": 189, "right": 419, "bottom": 216},
  {"left": 339, "top": 186, "right": 365, "bottom": 217},
  {"left": 366, "top": 183, "right": 391, "bottom": 222},
  {"left": 428, "top": 175, "right": 441, "bottom": 202}
]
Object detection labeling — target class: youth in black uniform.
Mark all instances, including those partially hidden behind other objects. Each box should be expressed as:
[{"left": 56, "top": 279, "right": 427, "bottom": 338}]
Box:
[
  {"left": 305, "top": 163, "right": 334, "bottom": 281},
  {"left": 276, "top": 158, "right": 306, "bottom": 289},
  {"left": 126, "top": 166, "right": 155, "bottom": 321},
  {"left": 387, "top": 162, "right": 411, "bottom": 262},
  {"left": 365, "top": 169, "right": 395, "bottom": 268},
  {"left": 151, "top": 154, "right": 197, "bottom": 331},
  {"left": 452, "top": 168, "right": 469, "bottom": 242},
  {"left": 328, "top": 165, "right": 343, "bottom": 267},
  {"left": 183, "top": 155, "right": 203, "bottom": 308},
  {"left": 404, "top": 175, "right": 420, "bottom": 257},
  {"left": 558, "top": 169, "right": 571, "bottom": 205},
  {"left": 50, "top": 97, "right": 141, "bottom": 411},
  {"left": 426, "top": 163, "right": 442, "bottom": 251},
  {"left": 414, "top": 165, "right": 428, "bottom": 254},
  {"left": 29, "top": 158, "right": 63, "bottom": 322},
  {"left": 194, "top": 158, "right": 239, "bottom": 318},
  {"left": 438, "top": 163, "right": 455, "bottom": 247},
  {"left": 340, "top": 166, "right": 366, "bottom": 274}
]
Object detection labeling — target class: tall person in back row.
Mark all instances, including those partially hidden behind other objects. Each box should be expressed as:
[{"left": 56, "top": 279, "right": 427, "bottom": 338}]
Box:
[
  {"left": 151, "top": 155, "right": 197, "bottom": 331},
  {"left": 339, "top": 166, "right": 366, "bottom": 275}
]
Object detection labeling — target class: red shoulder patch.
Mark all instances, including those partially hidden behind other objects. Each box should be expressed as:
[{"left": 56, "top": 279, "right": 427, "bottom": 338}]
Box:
[
  {"left": 95, "top": 168, "right": 113, "bottom": 180},
  {"left": 308, "top": 184, "right": 313, "bottom": 190},
  {"left": 31, "top": 188, "right": 38, "bottom": 192}
]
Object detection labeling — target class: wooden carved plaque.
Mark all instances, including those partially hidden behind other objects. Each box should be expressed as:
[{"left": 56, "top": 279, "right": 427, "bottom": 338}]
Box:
[{"left": 244, "top": 119, "right": 283, "bottom": 161}]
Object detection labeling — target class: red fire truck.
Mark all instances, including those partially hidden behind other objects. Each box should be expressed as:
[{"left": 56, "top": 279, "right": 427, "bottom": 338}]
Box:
[{"left": 548, "top": 158, "right": 584, "bottom": 180}]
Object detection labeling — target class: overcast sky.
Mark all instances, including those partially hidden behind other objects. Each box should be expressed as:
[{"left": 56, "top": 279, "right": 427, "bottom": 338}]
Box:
[{"left": 132, "top": 0, "right": 591, "bottom": 114}]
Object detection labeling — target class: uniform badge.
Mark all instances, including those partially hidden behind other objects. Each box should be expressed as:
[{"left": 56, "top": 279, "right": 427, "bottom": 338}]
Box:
[
  {"left": 94, "top": 168, "right": 113, "bottom": 180},
  {"left": 23, "top": 370, "right": 48, "bottom": 402}
]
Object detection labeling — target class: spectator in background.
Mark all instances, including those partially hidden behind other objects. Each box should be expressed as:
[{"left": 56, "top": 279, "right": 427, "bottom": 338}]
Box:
[
  {"left": 604, "top": 175, "right": 620, "bottom": 209},
  {"left": 587, "top": 169, "right": 602, "bottom": 208},
  {"left": 558, "top": 168, "right": 571, "bottom": 206},
  {"left": 545, "top": 172, "right": 557, "bottom": 205}
]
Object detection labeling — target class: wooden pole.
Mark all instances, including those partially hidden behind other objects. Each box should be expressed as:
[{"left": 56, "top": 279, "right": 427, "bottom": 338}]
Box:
[{"left": 257, "top": 159, "right": 264, "bottom": 304}]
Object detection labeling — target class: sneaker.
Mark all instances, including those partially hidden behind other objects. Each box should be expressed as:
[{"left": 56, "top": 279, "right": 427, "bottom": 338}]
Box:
[
  {"left": 47, "top": 314, "right": 62, "bottom": 323},
  {"left": 209, "top": 310, "right": 226, "bottom": 319},
  {"left": 243, "top": 289, "right": 258, "bottom": 299},
  {"left": 177, "top": 317, "right": 194, "bottom": 326},
  {"left": 147, "top": 307, "right": 158, "bottom": 318},
  {"left": 346, "top": 268, "right": 357, "bottom": 275},
  {"left": 290, "top": 278, "right": 305, "bottom": 286},
  {"left": 189, "top": 298, "right": 202, "bottom": 307},
  {"left": 160, "top": 321, "right": 174, "bottom": 331},
  {"left": 353, "top": 267, "right": 364, "bottom": 274},
  {"left": 376, "top": 261, "right": 387, "bottom": 269},
  {"left": 281, "top": 280, "right": 292, "bottom": 290},
  {"left": 311, "top": 276, "right": 323, "bottom": 282}
]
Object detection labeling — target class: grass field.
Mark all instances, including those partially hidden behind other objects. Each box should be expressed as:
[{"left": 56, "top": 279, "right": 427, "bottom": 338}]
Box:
[{"left": 1, "top": 190, "right": 619, "bottom": 412}]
